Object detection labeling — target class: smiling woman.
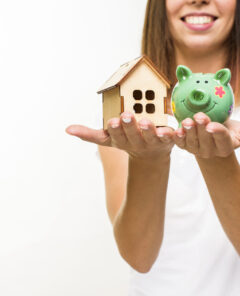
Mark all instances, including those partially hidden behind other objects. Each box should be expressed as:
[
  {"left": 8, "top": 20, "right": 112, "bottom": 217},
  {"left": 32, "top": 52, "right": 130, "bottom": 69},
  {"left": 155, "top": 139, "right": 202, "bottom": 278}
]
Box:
[
  {"left": 142, "top": 0, "right": 240, "bottom": 106},
  {"left": 66, "top": 0, "right": 240, "bottom": 295}
]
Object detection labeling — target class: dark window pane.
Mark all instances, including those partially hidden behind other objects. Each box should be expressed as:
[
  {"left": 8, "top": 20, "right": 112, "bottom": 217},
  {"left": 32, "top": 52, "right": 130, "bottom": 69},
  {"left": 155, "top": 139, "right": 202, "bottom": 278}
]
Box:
[
  {"left": 133, "top": 90, "right": 142, "bottom": 100},
  {"left": 133, "top": 103, "right": 143, "bottom": 114},
  {"left": 146, "top": 104, "right": 155, "bottom": 114},
  {"left": 146, "top": 90, "right": 155, "bottom": 100}
]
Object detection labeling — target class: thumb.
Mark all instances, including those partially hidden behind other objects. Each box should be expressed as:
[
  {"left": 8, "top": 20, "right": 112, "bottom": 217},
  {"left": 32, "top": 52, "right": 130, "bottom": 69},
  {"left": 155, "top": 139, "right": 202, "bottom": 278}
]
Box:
[{"left": 65, "top": 125, "right": 111, "bottom": 146}]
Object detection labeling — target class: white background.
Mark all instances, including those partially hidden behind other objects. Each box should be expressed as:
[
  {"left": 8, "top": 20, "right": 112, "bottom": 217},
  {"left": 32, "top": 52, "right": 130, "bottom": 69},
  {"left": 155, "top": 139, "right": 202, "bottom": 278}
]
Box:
[{"left": 0, "top": 1, "right": 146, "bottom": 295}]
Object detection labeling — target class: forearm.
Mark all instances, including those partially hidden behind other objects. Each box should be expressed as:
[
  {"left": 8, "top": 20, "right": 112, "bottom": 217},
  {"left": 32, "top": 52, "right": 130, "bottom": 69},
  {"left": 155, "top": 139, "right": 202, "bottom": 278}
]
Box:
[
  {"left": 196, "top": 152, "right": 240, "bottom": 255},
  {"left": 113, "top": 155, "right": 170, "bottom": 273}
]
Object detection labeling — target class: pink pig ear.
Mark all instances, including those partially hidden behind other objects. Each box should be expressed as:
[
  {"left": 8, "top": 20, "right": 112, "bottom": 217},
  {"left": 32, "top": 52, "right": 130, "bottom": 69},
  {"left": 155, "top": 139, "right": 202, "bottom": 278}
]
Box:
[
  {"left": 214, "top": 68, "right": 231, "bottom": 85},
  {"left": 176, "top": 65, "right": 192, "bottom": 82}
]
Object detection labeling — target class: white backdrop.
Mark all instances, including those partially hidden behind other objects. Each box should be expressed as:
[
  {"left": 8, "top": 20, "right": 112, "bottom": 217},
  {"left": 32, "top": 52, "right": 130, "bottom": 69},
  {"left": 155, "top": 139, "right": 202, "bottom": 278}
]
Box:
[{"left": 0, "top": 1, "right": 146, "bottom": 295}]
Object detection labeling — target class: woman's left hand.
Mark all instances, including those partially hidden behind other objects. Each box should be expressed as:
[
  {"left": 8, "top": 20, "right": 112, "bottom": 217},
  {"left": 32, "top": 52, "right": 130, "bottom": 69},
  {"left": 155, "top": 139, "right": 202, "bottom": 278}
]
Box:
[{"left": 173, "top": 112, "right": 240, "bottom": 159}]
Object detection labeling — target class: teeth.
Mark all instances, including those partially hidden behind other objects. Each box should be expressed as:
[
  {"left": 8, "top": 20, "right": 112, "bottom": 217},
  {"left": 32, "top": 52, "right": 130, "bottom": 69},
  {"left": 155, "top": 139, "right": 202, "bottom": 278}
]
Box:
[{"left": 185, "top": 16, "right": 213, "bottom": 24}]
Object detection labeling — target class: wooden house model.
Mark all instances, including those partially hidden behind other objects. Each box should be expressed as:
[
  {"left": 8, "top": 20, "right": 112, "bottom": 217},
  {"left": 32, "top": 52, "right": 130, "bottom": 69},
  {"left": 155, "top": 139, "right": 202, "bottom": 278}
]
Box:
[{"left": 97, "top": 55, "right": 171, "bottom": 129}]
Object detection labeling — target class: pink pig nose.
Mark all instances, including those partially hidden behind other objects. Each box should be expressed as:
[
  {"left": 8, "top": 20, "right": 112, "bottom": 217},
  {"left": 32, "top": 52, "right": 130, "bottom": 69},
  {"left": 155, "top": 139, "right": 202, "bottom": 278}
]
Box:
[{"left": 186, "top": 89, "right": 211, "bottom": 111}]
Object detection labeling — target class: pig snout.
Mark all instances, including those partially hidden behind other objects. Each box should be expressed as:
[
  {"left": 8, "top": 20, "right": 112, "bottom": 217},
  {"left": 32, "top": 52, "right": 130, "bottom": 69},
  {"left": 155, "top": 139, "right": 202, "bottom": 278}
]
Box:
[{"left": 186, "top": 89, "right": 211, "bottom": 111}]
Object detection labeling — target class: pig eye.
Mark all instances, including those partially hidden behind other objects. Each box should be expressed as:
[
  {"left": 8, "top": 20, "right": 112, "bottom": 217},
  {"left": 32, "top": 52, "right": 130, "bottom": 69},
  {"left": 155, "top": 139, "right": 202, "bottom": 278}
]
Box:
[
  {"left": 205, "top": 81, "right": 208, "bottom": 83},
  {"left": 196, "top": 80, "right": 200, "bottom": 83}
]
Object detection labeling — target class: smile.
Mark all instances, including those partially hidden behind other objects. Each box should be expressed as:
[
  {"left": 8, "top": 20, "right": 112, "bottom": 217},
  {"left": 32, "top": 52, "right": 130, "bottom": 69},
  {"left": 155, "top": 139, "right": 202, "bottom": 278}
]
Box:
[
  {"left": 180, "top": 13, "right": 218, "bottom": 31},
  {"left": 181, "top": 99, "right": 217, "bottom": 113},
  {"left": 181, "top": 16, "right": 217, "bottom": 24}
]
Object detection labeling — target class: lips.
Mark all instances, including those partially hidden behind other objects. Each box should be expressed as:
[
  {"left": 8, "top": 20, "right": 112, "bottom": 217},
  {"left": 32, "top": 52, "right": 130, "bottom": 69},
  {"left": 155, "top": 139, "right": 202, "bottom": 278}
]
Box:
[{"left": 180, "top": 13, "right": 218, "bottom": 31}]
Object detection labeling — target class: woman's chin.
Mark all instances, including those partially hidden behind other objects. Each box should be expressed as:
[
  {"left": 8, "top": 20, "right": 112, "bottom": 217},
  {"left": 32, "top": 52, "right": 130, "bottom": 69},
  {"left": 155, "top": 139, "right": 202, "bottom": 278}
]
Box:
[{"left": 179, "top": 37, "right": 220, "bottom": 54}]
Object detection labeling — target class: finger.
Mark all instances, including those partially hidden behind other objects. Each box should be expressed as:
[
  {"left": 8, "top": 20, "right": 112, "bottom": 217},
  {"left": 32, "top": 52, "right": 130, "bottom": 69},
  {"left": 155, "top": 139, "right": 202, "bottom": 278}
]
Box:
[
  {"left": 107, "top": 118, "right": 128, "bottom": 147},
  {"left": 138, "top": 119, "right": 158, "bottom": 144},
  {"left": 182, "top": 118, "right": 199, "bottom": 153},
  {"left": 194, "top": 112, "right": 215, "bottom": 158},
  {"left": 224, "top": 119, "right": 240, "bottom": 149},
  {"left": 138, "top": 119, "right": 164, "bottom": 145},
  {"left": 156, "top": 126, "right": 175, "bottom": 143},
  {"left": 173, "top": 127, "right": 186, "bottom": 148},
  {"left": 120, "top": 112, "right": 145, "bottom": 147},
  {"left": 193, "top": 112, "right": 211, "bottom": 125},
  {"left": 65, "top": 125, "right": 111, "bottom": 146},
  {"left": 206, "top": 122, "right": 234, "bottom": 157}
]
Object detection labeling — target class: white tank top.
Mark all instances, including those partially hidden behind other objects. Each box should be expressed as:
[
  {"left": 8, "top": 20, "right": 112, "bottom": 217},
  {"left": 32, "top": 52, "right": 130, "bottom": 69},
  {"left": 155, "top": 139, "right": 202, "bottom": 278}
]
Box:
[{"left": 128, "top": 106, "right": 240, "bottom": 296}]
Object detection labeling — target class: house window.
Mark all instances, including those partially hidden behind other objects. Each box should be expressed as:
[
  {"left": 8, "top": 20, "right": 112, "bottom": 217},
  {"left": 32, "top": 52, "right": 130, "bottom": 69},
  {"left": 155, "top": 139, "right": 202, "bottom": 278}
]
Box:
[
  {"left": 146, "top": 90, "right": 155, "bottom": 100},
  {"left": 133, "top": 90, "right": 155, "bottom": 114},
  {"left": 133, "top": 103, "right": 143, "bottom": 114},
  {"left": 146, "top": 104, "right": 155, "bottom": 114},
  {"left": 133, "top": 90, "right": 142, "bottom": 100}
]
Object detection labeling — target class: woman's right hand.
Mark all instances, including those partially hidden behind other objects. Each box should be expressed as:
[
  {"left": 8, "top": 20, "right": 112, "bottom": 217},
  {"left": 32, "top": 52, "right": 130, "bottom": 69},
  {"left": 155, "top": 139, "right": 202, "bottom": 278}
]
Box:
[{"left": 66, "top": 111, "right": 175, "bottom": 161}]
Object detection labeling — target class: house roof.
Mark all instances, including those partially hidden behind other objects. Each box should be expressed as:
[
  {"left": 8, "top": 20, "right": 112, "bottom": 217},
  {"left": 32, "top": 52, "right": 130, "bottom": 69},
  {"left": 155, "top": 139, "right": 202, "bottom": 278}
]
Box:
[{"left": 97, "top": 55, "right": 171, "bottom": 94}]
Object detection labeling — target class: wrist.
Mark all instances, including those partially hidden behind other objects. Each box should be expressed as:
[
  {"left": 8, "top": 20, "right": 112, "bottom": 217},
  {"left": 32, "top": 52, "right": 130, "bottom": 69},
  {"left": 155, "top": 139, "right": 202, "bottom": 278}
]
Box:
[
  {"left": 128, "top": 153, "right": 171, "bottom": 190},
  {"left": 196, "top": 151, "right": 239, "bottom": 172},
  {"left": 129, "top": 152, "right": 171, "bottom": 167}
]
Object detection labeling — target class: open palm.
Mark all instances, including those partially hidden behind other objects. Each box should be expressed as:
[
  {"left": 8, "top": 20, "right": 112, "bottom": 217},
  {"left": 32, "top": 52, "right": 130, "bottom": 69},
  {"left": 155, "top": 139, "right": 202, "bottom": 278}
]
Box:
[{"left": 173, "top": 112, "right": 240, "bottom": 159}]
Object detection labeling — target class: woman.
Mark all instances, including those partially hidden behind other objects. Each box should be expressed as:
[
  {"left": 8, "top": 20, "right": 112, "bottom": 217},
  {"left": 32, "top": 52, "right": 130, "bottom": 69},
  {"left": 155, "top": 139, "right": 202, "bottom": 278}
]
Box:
[{"left": 67, "top": 0, "right": 240, "bottom": 294}]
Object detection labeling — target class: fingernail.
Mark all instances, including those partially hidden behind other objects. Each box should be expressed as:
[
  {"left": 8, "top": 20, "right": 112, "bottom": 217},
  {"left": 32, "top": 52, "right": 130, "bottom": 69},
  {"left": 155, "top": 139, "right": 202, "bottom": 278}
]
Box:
[
  {"left": 183, "top": 125, "right": 192, "bottom": 130},
  {"left": 195, "top": 119, "right": 205, "bottom": 125},
  {"left": 206, "top": 128, "right": 214, "bottom": 133},
  {"left": 177, "top": 133, "right": 185, "bottom": 138},
  {"left": 140, "top": 125, "right": 148, "bottom": 130},
  {"left": 158, "top": 134, "right": 170, "bottom": 140},
  {"left": 111, "top": 124, "right": 119, "bottom": 128},
  {"left": 122, "top": 116, "right": 131, "bottom": 123},
  {"left": 66, "top": 127, "right": 76, "bottom": 135}
]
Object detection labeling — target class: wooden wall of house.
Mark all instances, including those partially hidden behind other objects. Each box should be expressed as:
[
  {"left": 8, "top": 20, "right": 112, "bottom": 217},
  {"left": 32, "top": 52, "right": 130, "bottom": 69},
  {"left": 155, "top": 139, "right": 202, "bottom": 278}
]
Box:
[
  {"left": 120, "top": 62, "right": 168, "bottom": 126},
  {"left": 103, "top": 87, "right": 121, "bottom": 129}
]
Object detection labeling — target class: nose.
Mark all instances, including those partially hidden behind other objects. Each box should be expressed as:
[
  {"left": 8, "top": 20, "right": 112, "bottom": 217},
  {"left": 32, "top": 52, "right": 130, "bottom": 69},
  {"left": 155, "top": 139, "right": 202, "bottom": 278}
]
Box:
[{"left": 186, "top": 89, "right": 210, "bottom": 111}]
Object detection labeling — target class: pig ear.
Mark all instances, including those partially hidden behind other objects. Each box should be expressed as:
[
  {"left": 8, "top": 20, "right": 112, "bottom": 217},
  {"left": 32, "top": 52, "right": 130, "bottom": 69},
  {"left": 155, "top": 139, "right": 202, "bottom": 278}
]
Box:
[
  {"left": 214, "top": 68, "right": 231, "bottom": 85},
  {"left": 176, "top": 65, "right": 192, "bottom": 82}
]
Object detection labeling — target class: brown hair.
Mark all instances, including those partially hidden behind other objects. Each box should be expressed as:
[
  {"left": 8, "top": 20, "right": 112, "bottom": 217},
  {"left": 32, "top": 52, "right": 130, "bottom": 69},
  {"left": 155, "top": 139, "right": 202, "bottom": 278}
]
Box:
[{"left": 142, "top": 0, "right": 240, "bottom": 105}]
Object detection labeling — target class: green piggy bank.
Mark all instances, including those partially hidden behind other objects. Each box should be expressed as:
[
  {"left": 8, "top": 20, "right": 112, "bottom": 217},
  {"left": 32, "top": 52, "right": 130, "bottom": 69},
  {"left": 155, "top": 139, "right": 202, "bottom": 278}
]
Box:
[{"left": 171, "top": 66, "right": 234, "bottom": 127}]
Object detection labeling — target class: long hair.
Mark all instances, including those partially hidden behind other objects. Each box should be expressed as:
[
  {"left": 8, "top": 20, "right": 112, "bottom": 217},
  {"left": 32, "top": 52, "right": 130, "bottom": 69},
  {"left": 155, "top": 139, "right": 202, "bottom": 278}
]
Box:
[{"left": 142, "top": 0, "right": 240, "bottom": 105}]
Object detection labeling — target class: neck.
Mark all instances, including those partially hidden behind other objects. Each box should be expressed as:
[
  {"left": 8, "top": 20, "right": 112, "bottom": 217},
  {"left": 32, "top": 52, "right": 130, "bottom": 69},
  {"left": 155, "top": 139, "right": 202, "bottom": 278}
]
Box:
[{"left": 174, "top": 44, "right": 228, "bottom": 73}]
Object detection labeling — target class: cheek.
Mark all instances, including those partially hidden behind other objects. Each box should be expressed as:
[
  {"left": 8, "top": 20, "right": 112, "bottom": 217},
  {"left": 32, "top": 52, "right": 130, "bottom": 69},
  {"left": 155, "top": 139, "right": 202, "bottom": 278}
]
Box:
[
  {"left": 216, "top": 0, "right": 236, "bottom": 20},
  {"left": 166, "top": 0, "right": 183, "bottom": 20},
  {"left": 166, "top": 0, "right": 184, "bottom": 37}
]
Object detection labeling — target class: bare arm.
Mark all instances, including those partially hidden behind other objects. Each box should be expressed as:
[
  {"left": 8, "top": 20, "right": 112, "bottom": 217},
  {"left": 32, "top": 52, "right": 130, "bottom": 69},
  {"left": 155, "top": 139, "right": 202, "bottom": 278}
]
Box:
[
  {"left": 114, "top": 154, "right": 170, "bottom": 273},
  {"left": 67, "top": 111, "right": 175, "bottom": 273},
  {"left": 98, "top": 145, "right": 128, "bottom": 224},
  {"left": 196, "top": 153, "right": 240, "bottom": 255},
  {"left": 173, "top": 113, "right": 240, "bottom": 255},
  {"left": 99, "top": 145, "right": 171, "bottom": 273}
]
